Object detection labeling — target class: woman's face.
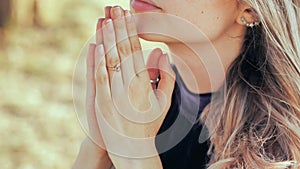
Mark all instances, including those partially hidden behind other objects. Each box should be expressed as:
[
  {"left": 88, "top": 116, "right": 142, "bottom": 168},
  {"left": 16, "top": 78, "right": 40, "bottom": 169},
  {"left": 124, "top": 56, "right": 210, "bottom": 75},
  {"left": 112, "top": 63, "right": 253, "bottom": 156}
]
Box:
[{"left": 130, "top": 0, "right": 243, "bottom": 43}]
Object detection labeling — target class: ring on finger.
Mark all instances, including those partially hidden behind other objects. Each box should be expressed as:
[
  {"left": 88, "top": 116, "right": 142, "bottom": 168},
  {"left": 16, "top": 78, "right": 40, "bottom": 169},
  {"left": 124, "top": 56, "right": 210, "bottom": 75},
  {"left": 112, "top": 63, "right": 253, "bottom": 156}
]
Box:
[{"left": 107, "top": 63, "right": 121, "bottom": 72}]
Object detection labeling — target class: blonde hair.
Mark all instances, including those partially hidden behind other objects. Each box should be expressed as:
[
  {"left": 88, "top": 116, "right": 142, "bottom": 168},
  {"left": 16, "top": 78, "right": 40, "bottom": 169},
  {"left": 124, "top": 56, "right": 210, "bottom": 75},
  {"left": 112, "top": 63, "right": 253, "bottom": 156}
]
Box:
[{"left": 202, "top": 0, "right": 300, "bottom": 168}]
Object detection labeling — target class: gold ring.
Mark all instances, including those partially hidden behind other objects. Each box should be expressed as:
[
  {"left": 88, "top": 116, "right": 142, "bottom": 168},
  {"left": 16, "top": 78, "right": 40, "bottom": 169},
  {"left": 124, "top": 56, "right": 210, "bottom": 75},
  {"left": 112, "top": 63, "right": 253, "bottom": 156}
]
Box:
[{"left": 107, "top": 63, "right": 121, "bottom": 72}]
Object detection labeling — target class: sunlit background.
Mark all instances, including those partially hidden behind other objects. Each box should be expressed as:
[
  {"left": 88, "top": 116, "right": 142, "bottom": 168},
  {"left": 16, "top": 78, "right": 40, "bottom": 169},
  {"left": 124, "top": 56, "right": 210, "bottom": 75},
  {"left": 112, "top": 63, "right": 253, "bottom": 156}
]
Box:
[{"left": 0, "top": 0, "right": 142, "bottom": 168}]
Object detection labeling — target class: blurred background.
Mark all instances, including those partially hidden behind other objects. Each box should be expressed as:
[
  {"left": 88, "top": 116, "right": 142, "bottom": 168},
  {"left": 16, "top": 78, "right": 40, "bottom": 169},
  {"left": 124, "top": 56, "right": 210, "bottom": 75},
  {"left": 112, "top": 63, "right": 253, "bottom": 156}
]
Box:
[{"left": 0, "top": 0, "right": 136, "bottom": 168}]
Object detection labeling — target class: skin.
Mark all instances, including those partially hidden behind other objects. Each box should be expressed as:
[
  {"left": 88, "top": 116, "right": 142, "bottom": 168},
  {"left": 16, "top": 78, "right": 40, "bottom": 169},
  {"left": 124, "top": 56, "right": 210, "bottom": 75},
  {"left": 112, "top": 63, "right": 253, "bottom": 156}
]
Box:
[
  {"left": 73, "top": 1, "right": 258, "bottom": 168},
  {"left": 73, "top": 7, "right": 175, "bottom": 169},
  {"left": 131, "top": 0, "right": 256, "bottom": 93}
]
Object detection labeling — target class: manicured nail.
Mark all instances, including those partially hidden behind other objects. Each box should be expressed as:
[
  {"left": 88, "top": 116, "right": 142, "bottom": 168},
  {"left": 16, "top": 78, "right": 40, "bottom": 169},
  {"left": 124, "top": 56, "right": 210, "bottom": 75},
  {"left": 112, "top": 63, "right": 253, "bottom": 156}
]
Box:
[
  {"left": 104, "top": 19, "right": 113, "bottom": 31},
  {"left": 125, "top": 10, "right": 131, "bottom": 17},
  {"left": 105, "top": 6, "right": 112, "bottom": 18},
  {"left": 97, "top": 44, "right": 104, "bottom": 55},
  {"left": 106, "top": 18, "right": 112, "bottom": 24},
  {"left": 113, "top": 6, "right": 122, "bottom": 18},
  {"left": 96, "top": 18, "right": 104, "bottom": 31},
  {"left": 98, "top": 44, "right": 104, "bottom": 50}
]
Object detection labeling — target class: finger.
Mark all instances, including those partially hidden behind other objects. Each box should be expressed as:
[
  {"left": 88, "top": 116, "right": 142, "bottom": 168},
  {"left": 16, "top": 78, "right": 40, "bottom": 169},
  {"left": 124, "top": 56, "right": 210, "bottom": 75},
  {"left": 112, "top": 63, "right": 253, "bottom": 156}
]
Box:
[
  {"left": 146, "top": 48, "right": 163, "bottom": 89},
  {"left": 94, "top": 44, "right": 118, "bottom": 144},
  {"left": 111, "top": 6, "right": 135, "bottom": 86},
  {"left": 102, "top": 19, "right": 124, "bottom": 95},
  {"left": 157, "top": 54, "right": 175, "bottom": 107},
  {"left": 124, "top": 10, "right": 147, "bottom": 79},
  {"left": 96, "top": 18, "right": 105, "bottom": 45},
  {"left": 105, "top": 6, "right": 112, "bottom": 18},
  {"left": 86, "top": 43, "right": 104, "bottom": 146},
  {"left": 96, "top": 18, "right": 105, "bottom": 31},
  {"left": 95, "top": 44, "right": 113, "bottom": 114}
]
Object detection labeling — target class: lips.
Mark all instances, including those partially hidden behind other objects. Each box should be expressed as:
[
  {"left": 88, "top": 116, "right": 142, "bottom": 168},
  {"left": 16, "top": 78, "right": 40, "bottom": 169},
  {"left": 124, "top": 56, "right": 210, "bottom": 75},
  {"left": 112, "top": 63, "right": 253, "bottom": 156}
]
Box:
[{"left": 131, "top": 0, "right": 162, "bottom": 11}]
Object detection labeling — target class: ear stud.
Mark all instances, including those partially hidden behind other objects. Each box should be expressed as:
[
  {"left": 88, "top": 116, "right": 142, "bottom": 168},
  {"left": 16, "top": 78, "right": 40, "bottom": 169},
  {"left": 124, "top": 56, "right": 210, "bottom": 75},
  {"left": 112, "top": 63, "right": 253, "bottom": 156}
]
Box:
[{"left": 241, "top": 17, "right": 260, "bottom": 28}]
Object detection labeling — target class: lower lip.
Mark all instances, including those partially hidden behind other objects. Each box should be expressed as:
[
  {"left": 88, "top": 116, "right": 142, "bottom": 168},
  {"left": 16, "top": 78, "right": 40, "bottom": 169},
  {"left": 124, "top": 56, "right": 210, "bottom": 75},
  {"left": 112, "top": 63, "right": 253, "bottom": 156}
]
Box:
[{"left": 131, "top": 0, "right": 161, "bottom": 11}]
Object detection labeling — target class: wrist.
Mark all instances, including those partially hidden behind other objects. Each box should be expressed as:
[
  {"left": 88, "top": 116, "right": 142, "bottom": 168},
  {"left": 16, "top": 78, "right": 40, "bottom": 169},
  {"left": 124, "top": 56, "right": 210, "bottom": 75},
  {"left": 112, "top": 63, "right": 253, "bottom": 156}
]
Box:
[
  {"left": 107, "top": 140, "right": 162, "bottom": 169},
  {"left": 109, "top": 154, "right": 162, "bottom": 169},
  {"left": 80, "top": 137, "right": 107, "bottom": 157},
  {"left": 72, "top": 137, "right": 112, "bottom": 169}
]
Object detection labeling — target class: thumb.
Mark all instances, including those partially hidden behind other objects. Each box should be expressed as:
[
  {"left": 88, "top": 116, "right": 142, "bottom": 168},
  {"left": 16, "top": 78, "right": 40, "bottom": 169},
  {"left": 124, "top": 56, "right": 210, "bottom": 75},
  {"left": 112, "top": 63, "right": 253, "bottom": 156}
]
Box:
[
  {"left": 156, "top": 53, "right": 175, "bottom": 107},
  {"left": 146, "top": 48, "right": 163, "bottom": 89}
]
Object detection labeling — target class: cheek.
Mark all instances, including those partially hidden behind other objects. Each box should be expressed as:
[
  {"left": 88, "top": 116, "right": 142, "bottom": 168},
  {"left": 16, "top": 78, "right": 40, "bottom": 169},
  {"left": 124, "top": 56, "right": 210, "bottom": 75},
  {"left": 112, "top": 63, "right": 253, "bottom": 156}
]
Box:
[
  {"left": 165, "top": 0, "right": 239, "bottom": 42},
  {"left": 196, "top": 18, "right": 229, "bottom": 41},
  {"left": 182, "top": 9, "right": 236, "bottom": 41}
]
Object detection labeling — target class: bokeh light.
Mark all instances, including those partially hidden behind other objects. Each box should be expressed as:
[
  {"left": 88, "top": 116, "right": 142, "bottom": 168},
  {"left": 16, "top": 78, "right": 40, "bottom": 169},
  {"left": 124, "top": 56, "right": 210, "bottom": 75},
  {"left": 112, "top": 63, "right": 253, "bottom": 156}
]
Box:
[{"left": 0, "top": 0, "right": 132, "bottom": 168}]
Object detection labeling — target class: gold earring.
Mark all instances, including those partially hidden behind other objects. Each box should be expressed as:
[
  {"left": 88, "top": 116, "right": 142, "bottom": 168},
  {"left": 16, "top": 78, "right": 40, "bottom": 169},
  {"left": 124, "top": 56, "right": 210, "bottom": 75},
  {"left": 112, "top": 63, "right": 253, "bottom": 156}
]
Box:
[{"left": 241, "top": 17, "right": 259, "bottom": 28}]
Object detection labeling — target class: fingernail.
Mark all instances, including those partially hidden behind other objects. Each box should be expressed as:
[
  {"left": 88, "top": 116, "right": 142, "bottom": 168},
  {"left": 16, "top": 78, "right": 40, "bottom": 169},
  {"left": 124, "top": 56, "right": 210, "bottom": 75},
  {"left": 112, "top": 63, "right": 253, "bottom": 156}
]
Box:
[
  {"left": 96, "top": 18, "right": 104, "bottom": 30},
  {"left": 89, "top": 43, "right": 95, "bottom": 48},
  {"left": 95, "top": 44, "right": 104, "bottom": 63},
  {"left": 105, "top": 6, "right": 112, "bottom": 18},
  {"left": 125, "top": 10, "right": 131, "bottom": 17},
  {"left": 106, "top": 18, "right": 112, "bottom": 24},
  {"left": 97, "top": 44, "right": 104, "bottom": 54},
  {"left": 104, "top": 19, "right": 113, "bottom": 31},
  {"left": 113, "top": 6, "right": 122, "bottom": 18}
]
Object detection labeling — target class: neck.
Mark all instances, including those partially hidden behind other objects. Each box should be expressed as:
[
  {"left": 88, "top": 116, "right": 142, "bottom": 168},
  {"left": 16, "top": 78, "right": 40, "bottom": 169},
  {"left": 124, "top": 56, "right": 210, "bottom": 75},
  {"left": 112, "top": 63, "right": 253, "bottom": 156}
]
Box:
[{"left": 166, "top": 34, "right": 244, "bottom": 94}]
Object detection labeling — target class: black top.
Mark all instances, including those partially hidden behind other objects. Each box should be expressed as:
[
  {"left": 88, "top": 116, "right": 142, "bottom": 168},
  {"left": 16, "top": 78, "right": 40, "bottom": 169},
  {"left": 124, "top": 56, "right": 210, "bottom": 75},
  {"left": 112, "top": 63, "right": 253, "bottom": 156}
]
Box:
[{"left": 155, "top": 65, "right": 211, "bottom": 169}]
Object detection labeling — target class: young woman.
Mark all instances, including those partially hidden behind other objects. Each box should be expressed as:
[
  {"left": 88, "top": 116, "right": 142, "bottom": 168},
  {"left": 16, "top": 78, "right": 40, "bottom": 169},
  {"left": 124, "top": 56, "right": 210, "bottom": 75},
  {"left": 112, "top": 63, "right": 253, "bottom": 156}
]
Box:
[{"left": 73, "top": 0, "right": 300, "bottom": 168}]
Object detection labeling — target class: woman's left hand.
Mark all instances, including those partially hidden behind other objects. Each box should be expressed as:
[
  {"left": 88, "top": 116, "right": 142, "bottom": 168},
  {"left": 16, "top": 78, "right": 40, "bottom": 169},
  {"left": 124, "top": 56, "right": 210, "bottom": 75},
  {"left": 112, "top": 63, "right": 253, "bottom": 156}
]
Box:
[{"left": 92, "top": 6, "right": 175, "bottom": 169}]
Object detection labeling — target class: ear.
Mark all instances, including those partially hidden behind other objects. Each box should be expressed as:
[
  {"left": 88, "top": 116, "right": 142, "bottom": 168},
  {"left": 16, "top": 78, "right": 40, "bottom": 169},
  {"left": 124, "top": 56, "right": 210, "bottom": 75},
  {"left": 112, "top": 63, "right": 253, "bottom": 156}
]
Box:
[{"left": 236, "top": 3, "right": 260, "bottom": 26}]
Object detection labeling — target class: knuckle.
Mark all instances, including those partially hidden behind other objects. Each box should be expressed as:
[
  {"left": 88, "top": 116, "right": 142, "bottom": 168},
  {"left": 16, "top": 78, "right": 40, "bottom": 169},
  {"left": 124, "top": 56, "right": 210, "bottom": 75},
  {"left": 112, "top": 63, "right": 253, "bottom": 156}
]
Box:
[
  {"left": 131, "top": 42, "right": 142, "bottom": 52},
  {"left": 117, "top": 43, "right": 131, "bottom": 56},
  {"left": 107, "top": 56, "right": 120, "bottom": 66},
  {"left": 114, "top": 21, "right": 124, "bottom": 30},
  {"left": 127, "top": 24, "right": 137, "bottom": 36},
  {"left": 96, "top": 59, "right": 106, "bottom": 68},
  {"left": 96, "top": 71, "right": 109, "bottom": 84}
]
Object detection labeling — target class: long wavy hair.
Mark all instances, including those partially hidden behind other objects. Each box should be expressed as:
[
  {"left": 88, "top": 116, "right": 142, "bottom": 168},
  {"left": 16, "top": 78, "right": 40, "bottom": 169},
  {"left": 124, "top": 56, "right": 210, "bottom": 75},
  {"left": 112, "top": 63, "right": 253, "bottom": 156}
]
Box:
[{"left": 201, "top": 0, "right": 300, "bottom": 168}]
